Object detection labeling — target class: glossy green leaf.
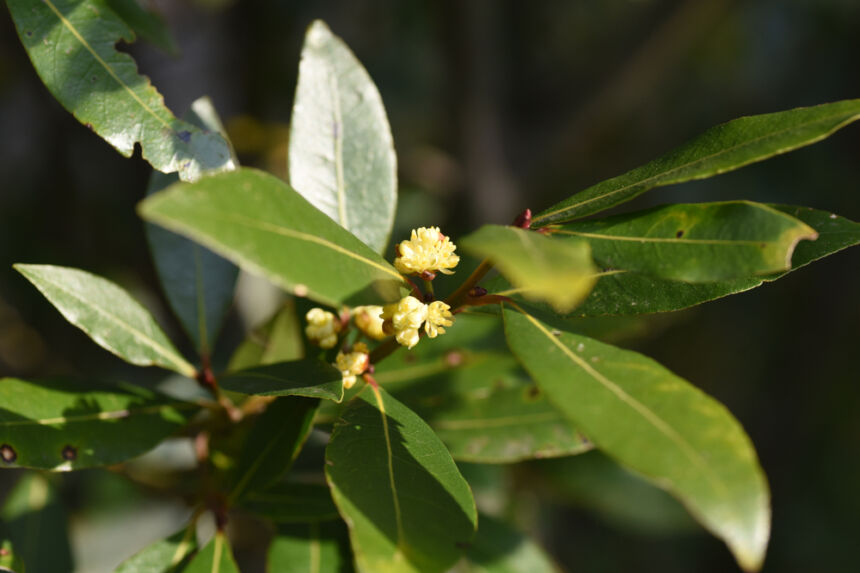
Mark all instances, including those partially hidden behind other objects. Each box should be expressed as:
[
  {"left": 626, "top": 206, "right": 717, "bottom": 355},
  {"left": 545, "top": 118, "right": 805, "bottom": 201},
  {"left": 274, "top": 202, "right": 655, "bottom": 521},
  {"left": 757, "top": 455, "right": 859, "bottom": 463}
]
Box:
[
  {"left": 146, "top": 97, "right": 239, "bottom": 356},
  {"left": 502, "top": 308, "right": 770, "bottom": 571},
  {"left": 375, "top": 315, "right": 590, "bottom": 463},
  {"left": 493, "top": 206, "right": 860, "bottom": 317},
  {"left": 105, "top": 0, "right": 177, "bottom": 55},
  {"left": 459, "top": 225, "right": 597, "bottom": 313},
  {"left": 533, "top": 99, "right": 860, "bottom": 224},
  {"left": 14, "top": 264, "right": 196, "bottom": 377},
  {"left": 555, "top": 201, "right": 817, "bottom": 281},
  {"left": 268, "top": 521, "right": 354, "bottom": 573},
  {"left": 326, "top": 385, "right": 477, "bottom": 572},
  {"left": 537, "top": 452, "right": 696, "bottom": 535},
  {"left": 1, "top": 473, "right": 73, "bottom": 573},
  {"left": 240, "top": 482, "right": 339, "bottom": 523},
  {"left": 0, "top": 377, "right": 194, "bottom": 470},
  {"left": 115, "top": 526, "right": 197, "bottom": 573},
  {"left": 289, "top": 20, "right": 397, "bottom": 254},
  {"left": 220, "top": 360, "right": 343, "bottom": 402},
  {"left": 227, "top": 302, "right": 304, "bottom": 372},
  {"left": 6, "top": 0, "right": 234, "bottom": 181},
  {"left": 452, "top": 514, "right": 559, "bottom": 573},
  {"left": 181, "top": 533, "right": 238, "bottom": 573},
  {"left": 138, "top": 168, "right": 408, "bottom": 307},
  {"left": 228, "top": 397, "right": 317, "bottom": 501}
]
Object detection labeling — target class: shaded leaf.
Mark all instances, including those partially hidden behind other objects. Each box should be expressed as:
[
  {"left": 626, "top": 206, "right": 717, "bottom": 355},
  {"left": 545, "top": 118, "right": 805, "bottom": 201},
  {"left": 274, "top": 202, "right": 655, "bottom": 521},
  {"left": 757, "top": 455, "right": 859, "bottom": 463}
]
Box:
[
  {"left": 555, "top": 201, "right": 817, "bottom": 281},
  {"left": 452, "top": 514, "right": 559, "bottom": 573},
  {"left": 375, "top": 315, "right": 590, "bottom": 463},
  {"left": 138, "top": 168, "right": 408, "bottom": 307},
  {"left": 227, "top": 301, "right": 304, "bottom": 372},
  {"left": 290, "top": 20, "right": 397, "bottom": 254},
  {"left": 533, "top": 99, "right": 860, "bottom": 224},
  {"left": 228, "top": 397, "right": 317, "bottom": 502},
  {"left": 115, "top": 526, "right": 197, "bottom": 573},
  {"left": 241, "top": 482, "right": 339, "bottom": 523},
  {"left": 146, "top": 97, "right": 240, "bottom": 357},
  {"left": 220, "top": 360, "right": 343, "bottom": 402},
  {"left": 1, "top": 473, "right": 73, "bottom": 573},
  {"left": 326, "top": 385, "right": 477, "bottom": 572},
  {"left": 0, "top": 377, "right": 194, "bottom": 470},
  {"left": 6, "top": 0, "right": 234, "bottom": 181},
  {"left": 459, "top": 225, "right": 597, "bottom": 313},
  {"left": 537, "top": 451, "right": 696, "bottom": 535},
  {"left": 181, "top": 533, "right": 238, "bottom": 573},
  {"left": 105, "top": 0, "right": 177, "bottom": 55},
  {"left": 14, "top": 264, "right": 195, "bottom": 377},
  {"left": 503, "top": 308, "right": 770, "bottom": 571},
  {"left": 268, "top": 521, "right": 354, "bottom": 573}
]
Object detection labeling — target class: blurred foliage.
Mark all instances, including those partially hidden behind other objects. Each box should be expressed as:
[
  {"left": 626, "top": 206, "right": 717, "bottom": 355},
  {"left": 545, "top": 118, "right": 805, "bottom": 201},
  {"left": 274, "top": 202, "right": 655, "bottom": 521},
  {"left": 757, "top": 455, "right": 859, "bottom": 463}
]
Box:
[{"left": 0, "top": 0, "right": 858, "bottom": 571}]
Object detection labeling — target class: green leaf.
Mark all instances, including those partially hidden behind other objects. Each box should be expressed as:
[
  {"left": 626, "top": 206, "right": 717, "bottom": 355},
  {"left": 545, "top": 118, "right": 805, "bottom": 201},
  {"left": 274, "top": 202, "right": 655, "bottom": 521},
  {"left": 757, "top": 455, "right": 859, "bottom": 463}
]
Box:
[
  {"left": 502, "top": 308, "right": 770, "bottom": 571},
  {"left": 268, "top": 521, "right": 354, "bottom": 573},
  {"left": 0, "top": 539, "right": 25, "bottom": 573},
  {"left": 326, "top": 385, "right": 478, "bottom": 572},
  {"left": 14, "top": 264, "right": 196, "bottom": 377},
  {"left": 181, "top": 533, "right": 238, "bottom": 573},
  {"left": 493, "top": 205, "right": 860, "bottom": 317},
  {"left": 146, "top": 97, "right": 240, "bottom": 356},
  {"left": 6, "top": 0, "right": 234, "bottom": 181},
  {"left": 1, "top": 473, "right": 73, "bottom": 573},
  {"left": 227, "top": 302, "right": 304, "bottom": 372},
  {"left": 228, "top": 397, "right": 317, "bottom": 501},
  {"left": 220, "top": 360, "right": 343, "bottom": 402},
  {"left": 537, "top": 452, "right": 696, "bottom": 535},
  {"left": 452, "top": 514, "right": 559, "bottom": 573},
  {"left": 138, "top": 168, "right": 408, "bottom": 307},
  {"left": 459, "top": 225, "right": 597, "bottom": 313},
  {"left": 289, "top": 20, "right": 398, "bottom": 254},
  {"left": 115, "top": 526, "right": 197, "bottom": 573},
  {"left": 555, "top": 201, "right": 817, "bottom": 281},
  {"left": 105, "top": 0, "right": 177, "bottom": 55},
  {"left": 376, "top": 315, "right": 591, "bottom": 463},
  {"left": 532, "top": 99, "right": 860, "bottom": 224},
  {"left": 0, "top": 377, "right": 194, "bottom": 470},
  {"left": 240, "top": 482, "right": 339, "bottom": 523}
]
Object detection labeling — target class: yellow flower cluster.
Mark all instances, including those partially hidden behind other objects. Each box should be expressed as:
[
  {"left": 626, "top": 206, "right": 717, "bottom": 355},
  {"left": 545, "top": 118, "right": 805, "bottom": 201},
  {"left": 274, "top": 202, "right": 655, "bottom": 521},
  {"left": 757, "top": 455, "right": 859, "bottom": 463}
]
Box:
[
  {"left": 351, "top": 305, "right": 386, "bottom": 340},
  {"left": 335, "top": 342, "right": 369, "bottom": 389},
  {"left": 394, "top": 227, "right": 459, "bottom": 276},
  {"left": 305, "top": 308, "right": 341, "bottom": 349},
  {"left": 381, "top": 296, "right": 454, "bottom": 349}
]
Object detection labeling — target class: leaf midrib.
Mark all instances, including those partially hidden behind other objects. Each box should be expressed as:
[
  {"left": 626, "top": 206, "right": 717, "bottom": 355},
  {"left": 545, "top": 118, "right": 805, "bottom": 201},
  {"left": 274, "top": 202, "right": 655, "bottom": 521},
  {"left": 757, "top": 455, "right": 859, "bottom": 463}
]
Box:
[
  {"left": 554, "top": 230, "right": 786, "bottom": 245},
  {"left": 0, "top": 402, "right": 193, "bottom": 427},
  {"left": 370, "top": 385, "right": 405, "bottom": 549},
  {"left": 533, "top": 107, "right": 860, "bottom": 223}
]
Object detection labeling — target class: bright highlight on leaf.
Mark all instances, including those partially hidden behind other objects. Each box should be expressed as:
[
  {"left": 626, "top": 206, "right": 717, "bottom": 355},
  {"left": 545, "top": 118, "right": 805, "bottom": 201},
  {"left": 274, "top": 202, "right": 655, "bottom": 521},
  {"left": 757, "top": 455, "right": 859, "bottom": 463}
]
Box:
[
  {"left": 555, "top": 201, "right": 818, "bottom": 282},
  {"left": 14, "top": 264, "right": 196, "bottom": 377},
  {"left": 533, "top": 99, "right": 860, "bottom": 224},
  {"left": 290, "top": 19, "right": 398, "bottom": 254},
  {"left": 6, "top": 0, "right": 235, "bottom": 181},
  {"left": 460, "top": 225, "right": 598, "bottom": 313},
  {"left": 503, "top": 307, "right": 770, "bottom": 571}
]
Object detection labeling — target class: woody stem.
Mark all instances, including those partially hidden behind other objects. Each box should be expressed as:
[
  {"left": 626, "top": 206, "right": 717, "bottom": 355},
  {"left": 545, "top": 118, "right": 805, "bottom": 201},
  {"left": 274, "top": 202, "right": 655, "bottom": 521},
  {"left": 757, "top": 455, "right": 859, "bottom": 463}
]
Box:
[{"left": 444, "top": 259, "right": 494, "bottom": 310}]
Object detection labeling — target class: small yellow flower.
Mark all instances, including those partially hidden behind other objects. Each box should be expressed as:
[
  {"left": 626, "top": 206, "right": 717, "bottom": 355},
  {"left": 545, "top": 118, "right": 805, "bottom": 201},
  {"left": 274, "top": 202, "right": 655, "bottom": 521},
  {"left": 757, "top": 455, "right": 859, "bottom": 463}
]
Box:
[
  {"left": 394, "top": 227, "right": 459, "bottom": 276},
  {"left": 425, "top": 301, "right": 454, "bottom": 338},
  {"left": 335, "top": 342, "right": 370, "bottom": 389},
  {"left": 305, "top": 307, "right": 341, "bottom": 349},
  {"left": 352, "top": 305, "right": 386, "bottom": 340},
  {"left": 381, "top": 296, "right": 428, "bottom": 349}
]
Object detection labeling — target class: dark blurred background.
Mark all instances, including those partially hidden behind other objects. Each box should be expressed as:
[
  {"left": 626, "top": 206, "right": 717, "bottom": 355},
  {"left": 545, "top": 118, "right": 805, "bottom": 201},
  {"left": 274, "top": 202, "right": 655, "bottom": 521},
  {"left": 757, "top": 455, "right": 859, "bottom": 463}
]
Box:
[{"left": 1, "top": 0, "right": 859, "bottom": 571}]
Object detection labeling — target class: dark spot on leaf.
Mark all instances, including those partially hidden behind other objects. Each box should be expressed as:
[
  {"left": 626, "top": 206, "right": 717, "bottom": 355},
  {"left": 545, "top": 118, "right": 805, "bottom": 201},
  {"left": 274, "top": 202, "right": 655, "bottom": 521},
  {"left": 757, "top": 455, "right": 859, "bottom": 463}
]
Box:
[
  {"left": 526, "top": 385, "right": 541, "bottom": 399},
  {"left": 84, "top": 122, "right": 94, "bottom": 131},
  {"left": 61, "top": 445, "right": 77, "bottom": 461},
  {"left": 676, "top": 229, "right": 685, "bottom": 238},
  {"left": 455, "top": 541, "right": 472, "bottom": 550},
  {"left": 760, "top": 242, "right": 767, "bottom": 249},
  {"left": 404, "top": 353, "right": 417, "bottom": 363},
  {"left": 177, "top": 130, "right": 192, "bottom": 143},
  {"left": 182, "top": 161, "right": 191, "bottom": 169},
  {"left": 0, "top": 444, "right": 16, "bottom": 464},
  {"left": 25, "top": 30, "right": 33, "bottom": 37},
  {"left": 91, "top": 75, "right": 98, "bottom": 83}
]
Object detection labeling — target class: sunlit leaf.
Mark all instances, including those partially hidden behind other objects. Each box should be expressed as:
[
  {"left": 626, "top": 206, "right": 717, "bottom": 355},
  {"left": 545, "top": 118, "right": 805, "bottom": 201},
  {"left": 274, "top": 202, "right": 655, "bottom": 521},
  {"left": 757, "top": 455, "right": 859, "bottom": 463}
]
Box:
[
  {"left": 6, "top": 0, "right": 234, "bottom": 181},
  {"left": 14, "top": 264, "right": 196, "bottom": 377},
  {"left": 533, "top": 99, "right": 860, "bottom": 224},
  {"left": 503, "top": 308, "right": 770, "bottom": 571},
  {"left": 220, "top": 360, "right": 343, "bottom": 402},
  {"left": 138, "top": 168, "right": 408, "bottom": 307},
  {"left": 290, "top": 20, "right": 397, "bottom": 254},
  {"left": 115, "top": 526, "right": 197, "bottom": 573}
]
